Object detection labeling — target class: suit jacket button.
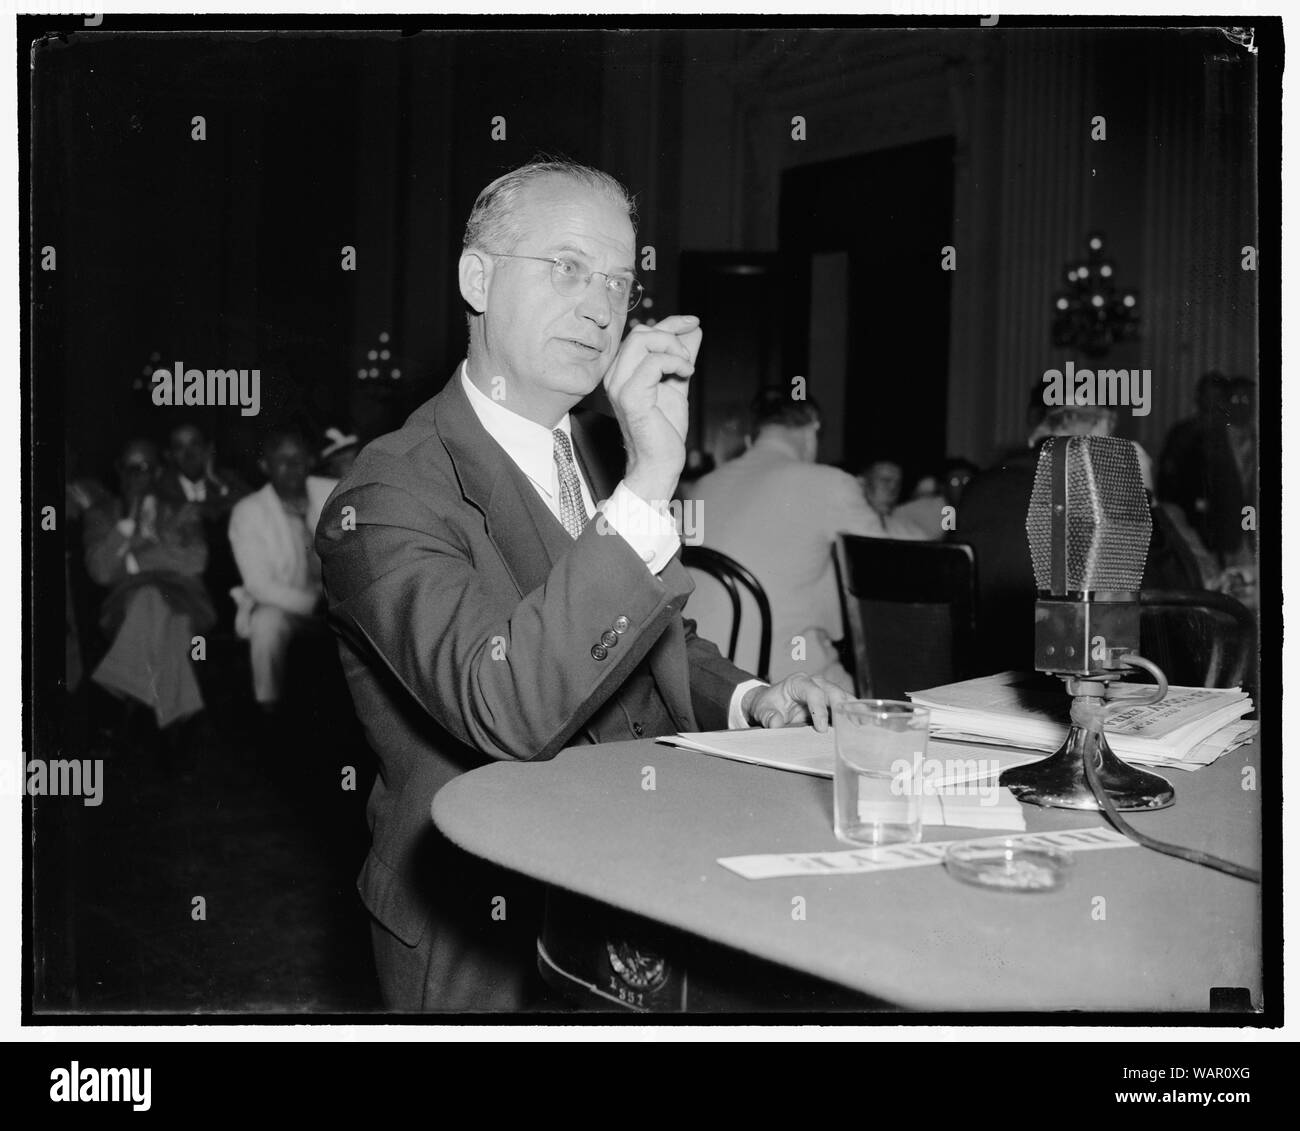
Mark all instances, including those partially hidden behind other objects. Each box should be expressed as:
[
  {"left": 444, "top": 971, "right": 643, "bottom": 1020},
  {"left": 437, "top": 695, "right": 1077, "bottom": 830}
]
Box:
[
  {"left": 613, "top": 616, "right": 630, "bottom": 634},
  {"left": 601, "top": 629, "right": 618, "bottom": 648},
  {"left": 591, "top": 643, "right": 609, "bottom": 661},
  {"left": 632, "top": 722, "right": 645, "bottom": 737}
]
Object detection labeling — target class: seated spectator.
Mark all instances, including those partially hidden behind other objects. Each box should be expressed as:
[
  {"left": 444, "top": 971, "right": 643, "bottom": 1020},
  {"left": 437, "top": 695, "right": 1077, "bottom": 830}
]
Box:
[
  {"left": 682, "top": 390, "right": 924, "bottom": 690},
  {"left": 857, "top": 459, "right": 930, "bottom": 539},
  {"left": 228, "top": 428, "right": 336, "bottom": 709},
  {"left": 908, "top": 473, "right": 940, "bottom": 499},
  {"left": 83, "top": 439, "right": 215, "bottom": 729},
  {"left": 1158, "top": 374, "right": 1256, "bottom": 607},
  {"left": 319, "top": 425, "right": 360, "bottom": 480},
  {"left": 157, "top": 422, "right": 250, "bottom": 516},
  {"left": 157, "top": 422, "right": 250, "bottom": 632},
  {"left": 893, "top": 457, "right": 979, "bottom": 540}
]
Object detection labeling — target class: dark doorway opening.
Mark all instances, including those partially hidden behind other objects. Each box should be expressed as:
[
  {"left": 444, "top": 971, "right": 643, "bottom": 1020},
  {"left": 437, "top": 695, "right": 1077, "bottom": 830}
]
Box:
[{"left": 780, "top": 137, "right": 955, "bottom": 483}]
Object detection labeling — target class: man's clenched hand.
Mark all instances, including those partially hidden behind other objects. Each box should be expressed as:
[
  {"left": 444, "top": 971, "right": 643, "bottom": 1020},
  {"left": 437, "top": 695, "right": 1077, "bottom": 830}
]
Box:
[{"left": 604, "top": 314, "right": 702, "bottom": 504}]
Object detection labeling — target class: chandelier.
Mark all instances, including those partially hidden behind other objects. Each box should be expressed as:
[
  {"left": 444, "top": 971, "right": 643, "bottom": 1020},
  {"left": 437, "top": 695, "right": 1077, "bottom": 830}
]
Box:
[{"left": 1051, "top": 233, "right": 1140, "bottom": 359}]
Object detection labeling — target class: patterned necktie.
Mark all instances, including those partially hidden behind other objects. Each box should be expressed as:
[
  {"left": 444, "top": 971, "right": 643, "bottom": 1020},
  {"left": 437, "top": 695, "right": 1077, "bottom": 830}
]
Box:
[{"left": 552, "top": 428, "right": 587, "bottom": 539}]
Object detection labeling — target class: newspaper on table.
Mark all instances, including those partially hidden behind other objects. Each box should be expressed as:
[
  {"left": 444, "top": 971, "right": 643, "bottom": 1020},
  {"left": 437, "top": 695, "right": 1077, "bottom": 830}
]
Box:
[{"left": 907, "top": 671, "right": 1256, "bottom": 769}]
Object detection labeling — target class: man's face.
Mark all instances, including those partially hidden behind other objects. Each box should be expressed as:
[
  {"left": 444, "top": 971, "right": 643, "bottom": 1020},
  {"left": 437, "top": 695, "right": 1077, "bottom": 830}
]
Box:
[
  {"left": 1226, "top": 383, "right": 1254, "bottom": 428},
  {"left": 263, "top": 438, "right": 309, "bottom": 498},
  {"left": 170, "top": 426, "right": 209, "bottom": 481},
  {"left": 474, "top": 178, "right": 635, "bottom": 408},
  {"left": 944, "top": 468, "right": 974, "bottom": 506},
  {"left": 118, "top": 441, "right": 159, "bottom": 498},
  {"left": 864, "top": 463, "right": 903, "bottom": 511}
]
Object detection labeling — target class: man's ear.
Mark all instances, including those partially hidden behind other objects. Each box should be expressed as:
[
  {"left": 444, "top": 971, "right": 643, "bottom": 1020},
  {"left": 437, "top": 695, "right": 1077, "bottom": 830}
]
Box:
[
  {"left": 258, "top": 457, "right": 269, "bottom": 478},
  {"left": 459, "top": 250, "right": 491, "bottom": 314}
]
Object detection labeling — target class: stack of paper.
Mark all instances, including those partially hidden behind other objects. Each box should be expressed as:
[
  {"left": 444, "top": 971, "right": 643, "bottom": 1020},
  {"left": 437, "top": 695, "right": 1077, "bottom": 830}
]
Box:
[{"left": 908, "top": 672, "right": 1256, "bottom": 771}]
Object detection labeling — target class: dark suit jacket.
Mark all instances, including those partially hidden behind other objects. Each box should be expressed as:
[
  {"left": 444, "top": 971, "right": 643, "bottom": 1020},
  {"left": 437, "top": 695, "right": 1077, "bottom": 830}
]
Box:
[{"left": 315, "top": 370, "right": 752, "bottom": 1002}]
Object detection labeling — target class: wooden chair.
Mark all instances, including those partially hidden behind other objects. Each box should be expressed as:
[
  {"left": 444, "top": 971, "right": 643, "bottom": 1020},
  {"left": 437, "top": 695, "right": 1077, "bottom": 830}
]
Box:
[
  {"left": 833, "top": 535, "right": 978, "bottom": 699},
  {"left": 1138, "top": 589, "right": 1257, "bottom": 692}
]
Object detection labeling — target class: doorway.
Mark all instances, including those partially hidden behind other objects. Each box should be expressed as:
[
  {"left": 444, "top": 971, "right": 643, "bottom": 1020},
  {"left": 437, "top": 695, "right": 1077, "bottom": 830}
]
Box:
[{"left": 780, "top": 138, "right": 956, "bottom": 482}]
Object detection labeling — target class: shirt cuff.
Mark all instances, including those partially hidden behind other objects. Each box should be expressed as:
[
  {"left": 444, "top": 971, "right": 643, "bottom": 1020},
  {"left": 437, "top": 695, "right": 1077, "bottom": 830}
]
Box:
[
  {"left": 727, "top": 679, "right": 768, "bottom": 729},
  {"left": 599, "top": 481, "right": 681, "bottom": 575}
]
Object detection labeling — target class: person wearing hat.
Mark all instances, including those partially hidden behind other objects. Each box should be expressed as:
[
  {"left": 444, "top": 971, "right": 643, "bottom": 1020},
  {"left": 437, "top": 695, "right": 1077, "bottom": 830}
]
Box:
[{"left": 319, "top": 425, "right": 360, "bottom": 480}]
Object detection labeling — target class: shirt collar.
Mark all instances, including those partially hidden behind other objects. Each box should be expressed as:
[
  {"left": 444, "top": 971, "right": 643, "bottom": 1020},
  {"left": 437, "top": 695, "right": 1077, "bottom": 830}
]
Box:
[{"left": 460, "top": 361, "right": 572, "bottom": 497}]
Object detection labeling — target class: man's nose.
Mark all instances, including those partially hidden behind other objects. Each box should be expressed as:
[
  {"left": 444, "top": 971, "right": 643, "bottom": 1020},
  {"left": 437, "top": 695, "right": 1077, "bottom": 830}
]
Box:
[{"left": 575, "top": 279, "right": 614, "bottom": 328}]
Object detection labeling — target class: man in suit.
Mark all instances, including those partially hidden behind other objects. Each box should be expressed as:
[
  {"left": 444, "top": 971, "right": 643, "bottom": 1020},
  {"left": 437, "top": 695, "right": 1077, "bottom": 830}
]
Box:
[
  {"left": 156, "top": 422, "right": 250, "bottom": 633},
  {"left": 316, "top": 159, "right": 847, "bottom": 1011}
]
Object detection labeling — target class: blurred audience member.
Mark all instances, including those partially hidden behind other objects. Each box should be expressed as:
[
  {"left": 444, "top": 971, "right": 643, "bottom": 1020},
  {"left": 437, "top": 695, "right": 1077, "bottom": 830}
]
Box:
[
  {"left": 857, "top": 459, "right": 929, "bottom": 539},
  {"left": 83, "top": 439, "right": 214, "bottom": 729},
  {"left": 158, "top": 422, "right": 250, "bottom": 632},
  {"left": 228, "top": 428, "right": 336, "bottom": 708},
  {"left": 320, "top": 425, "right": 360, "bottom": 480},
  {"left": 706, "top": 414, "right": 748, "bottom": 469},
  {"left": 676, "top": 447, "right": 716, "bottom": 488},
  {"left": 1157, "top": 373, "right": 1257, "bottom": 605},
  {"left": 683, "top": 390, "right": 923, "bottom": 690},
  {"left": 893, "top": 458, "right": 979, "bottom": 540},
  {"left": 908, "top": 473, "right": 940, "bottom": 500},
  {"left": 158, "top": 422, "right": 249, "bottom": 516}
]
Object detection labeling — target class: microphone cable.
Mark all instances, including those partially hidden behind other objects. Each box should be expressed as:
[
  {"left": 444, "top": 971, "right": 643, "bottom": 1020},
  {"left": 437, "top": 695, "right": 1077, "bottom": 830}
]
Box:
[{"left": 1076, "top": 657, "right": 1261, "bottom": 884}]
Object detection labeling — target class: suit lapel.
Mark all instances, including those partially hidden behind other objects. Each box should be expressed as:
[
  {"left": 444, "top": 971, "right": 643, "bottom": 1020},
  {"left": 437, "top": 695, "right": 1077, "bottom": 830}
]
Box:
[
  {"left": 432, "top": 366, "right": 699, "bottom": 728},
  {"left": 433, "top": 369, "right": 569, "bottom": 597}
]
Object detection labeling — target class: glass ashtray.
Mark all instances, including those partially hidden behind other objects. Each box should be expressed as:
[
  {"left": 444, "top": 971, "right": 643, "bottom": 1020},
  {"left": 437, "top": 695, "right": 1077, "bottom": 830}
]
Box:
[{"left": 943, "top": 838, "right": 1075, "bottom": 893}]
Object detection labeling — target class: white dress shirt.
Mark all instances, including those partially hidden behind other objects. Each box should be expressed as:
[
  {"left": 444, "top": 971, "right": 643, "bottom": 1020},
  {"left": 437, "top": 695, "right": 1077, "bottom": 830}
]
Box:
[
  {"left": 460, "top": 363, "right": 762, "bottom": 728},
  {"left": 460, "top": 363, "right": 680, "bottom": 571}
]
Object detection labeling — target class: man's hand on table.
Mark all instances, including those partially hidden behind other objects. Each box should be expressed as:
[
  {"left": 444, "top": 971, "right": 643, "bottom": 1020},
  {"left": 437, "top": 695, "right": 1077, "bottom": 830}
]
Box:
[{"left": 741, "top": 674, "right": 853, "bottom": 732}]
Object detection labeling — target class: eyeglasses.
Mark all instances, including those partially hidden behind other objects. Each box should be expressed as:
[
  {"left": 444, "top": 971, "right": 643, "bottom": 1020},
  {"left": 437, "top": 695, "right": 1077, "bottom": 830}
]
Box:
[{"left": 486, "top": 252, "right": 644, "bottom": 313}]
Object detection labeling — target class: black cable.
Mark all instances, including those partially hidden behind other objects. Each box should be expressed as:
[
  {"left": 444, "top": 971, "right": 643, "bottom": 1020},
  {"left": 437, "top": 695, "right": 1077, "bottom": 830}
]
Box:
[{"left": 1079, "top": 719, "right": 1261, "bottom": 884}]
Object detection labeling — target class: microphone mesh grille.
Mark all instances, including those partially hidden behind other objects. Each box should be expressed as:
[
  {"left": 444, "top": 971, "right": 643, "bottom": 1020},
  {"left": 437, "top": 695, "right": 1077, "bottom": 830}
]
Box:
[{"left": 1025, "top": 435, "right": 1151, "bottom": 592}]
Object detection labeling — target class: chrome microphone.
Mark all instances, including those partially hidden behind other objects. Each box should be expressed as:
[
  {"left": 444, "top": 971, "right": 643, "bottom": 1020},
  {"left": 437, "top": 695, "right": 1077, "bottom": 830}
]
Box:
[
  {"left": 1000, "top": 435, "right": 1175, "bottom": 811},
  {"left": 1026, "top": 435, "right": 1150, "bottom": 676}
]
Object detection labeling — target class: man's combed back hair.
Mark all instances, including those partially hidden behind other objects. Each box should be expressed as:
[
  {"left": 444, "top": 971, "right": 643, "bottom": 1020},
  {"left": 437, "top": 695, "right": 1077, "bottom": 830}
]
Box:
[
  {"left": 462, "top": 158, "right": 637, "bottom": 253},
  {"left": 749, "top": 387, "right": 821, "bottom": 440}
]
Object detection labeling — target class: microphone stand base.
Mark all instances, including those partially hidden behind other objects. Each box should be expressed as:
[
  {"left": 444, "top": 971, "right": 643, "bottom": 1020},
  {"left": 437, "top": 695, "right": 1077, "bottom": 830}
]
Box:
[{"left": 1000, "top": 724, "right": 1175, "bottom": 811}]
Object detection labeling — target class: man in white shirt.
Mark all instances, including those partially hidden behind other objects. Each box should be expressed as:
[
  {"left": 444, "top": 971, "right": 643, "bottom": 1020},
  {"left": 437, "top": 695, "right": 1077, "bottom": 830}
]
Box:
[
  {"left": 228, "top": 428, "right": 335, "bottom": 707},
  {"left": 317, "top": 159, "right": 848, "bottom": 1011}
]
